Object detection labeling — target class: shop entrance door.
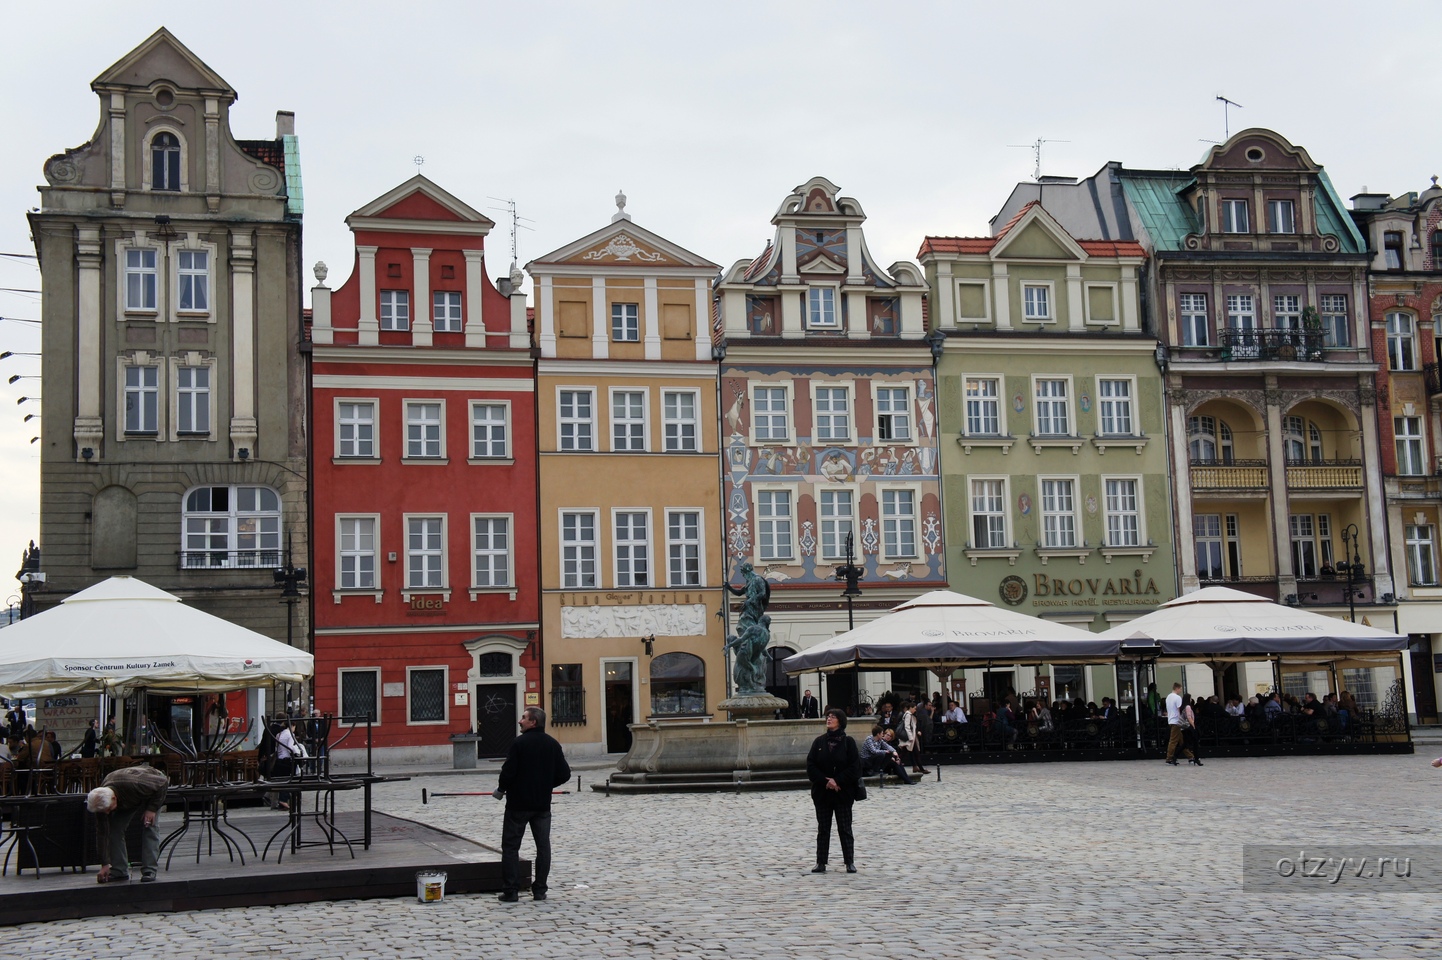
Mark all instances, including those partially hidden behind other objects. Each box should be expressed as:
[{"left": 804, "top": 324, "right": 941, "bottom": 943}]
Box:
[
  {"left": 474, "top": 683, "right": 517, "bottom": 758},
  {"left": 1410, "top": 636, "right": 1438, "bottom": 724},
  {"left": 603, "top": 661, "right": 634, "bottom": 754}
]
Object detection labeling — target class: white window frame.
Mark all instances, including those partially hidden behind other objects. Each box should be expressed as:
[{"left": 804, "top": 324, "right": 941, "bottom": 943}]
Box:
[
  {"left": 1225, "top": 294, "right": 1256, "bottom": 330},
  {"left": 964, "top": 375, "right": 1005, "bottom": 437},
  {"left": 969, "top": 477, "right": 1009, "bottom": 550},
  {"left": 433, "top": 290, "right": 463, "bottom": 333},
  {"left": 335, "top": 398, "right": 379, "bottom": 462},
  {"left": 142, "top": 126, "right": 189, "bottom": 193},
  {"left": 873, "top": 384, "right": 913, "bottom": 443},
  {"left": 560, "top": 509, "right": 600, "bottom": 589},
  {"left": 954, "top": 280, "right": 991, "bottom": 325},
  {"left": 1084, "top": 282, "right": 1120, "bottom": 326},
  {"left": 754, "top": 485, "right": 796, "bottom": 562},
  {"left": 1289, "top": 514, "right": 1320, "bottom": 579},
  {"left": 817, "top": 485, "right": 858, "bottom": 562},
  {"left": 1039, "top": 476, "right": 1080, "bottom": 549},
  {"left": 1396, "top": 416, "right": 1427, "bottom": 476},
  {"left": 403, "top": 514, "right": 448, "bottom": 594},
  {"left": 1179, "top": 293, "right": 1210, "bottom": 346},
  {"left": 471, "top": 513, "right": 514, "bottom": 590},
  {"left": 1096, "top": 377, "right": 1136, "bottom": 437},
  {"left": 181, "top": 485, "right": 282, "bottom": 569},
  {"left": 1221, "top": 199, "right": 1250, "bottom": 233},
  {"left": 807, "top": 286, "right": 839, "bottom": 329},
  {"left": 611, "top": 302, "right": 640, "bottom": 342},
  {"left": 750, "top": 382, "right": 793, "bottom": 445},
  {"left": 612, "top": 508, "right": 652, "bottom": 588},
  {"left": 879, "top": 485, "right": 920, "bottom": 561},
  {"left": 1032, "top": 376, "right": 1073, "bottom": 437},
  {"left": 121, "top": 359, "right": 161, "bottom": 436},
  {"left": 173, "top": 241, "right": 216, "bottom": 319},
  {"left": 123, "top": 245, "right": 160, "bottom": 314},
  {"left": 1021, "top": 282, "right": 1054, "bottom": 322},
  {"left": 337, "top": 667, "right": 382, "bottom": 727},
  {"left": 557, "top": 387, "right": 596, "bottom": 452},
  {"left": 380, "top": 289, "right": 411, "bottom": 331},
  {"left": 403, "top": 399, "right": 446, "bottom": 461},
  {"left": 661, "top": 389, "right": 700, "bottom": 453},
  {"left": 469, "top": 400, "right": 511, "bottom": 461},
  {"left": 405, "top": 665, "right": 450, "bottom": 726},
  {"left": 811, "top": 382, "right": 854, "bottom": 444},
  {"left": 336, "top": 514, "right": 381, "bottom": 594},
  {"left": 170, "top": 354, "right": 216, "bottom": 439},
  {"left": 1406, "top": 524, "right": 1438, "bottom": 586},
  {"left": 665, "top": 508, "right": 704, "bottom": 588},
  {"left": 609, "top": 388, "right": 650, "bottom": 452},
  {"left": 1387, "top": 312, "right": 1417, "bottom": 371},
  {"left": 1320, "top": 294, "right": 1349, "bottom": 347},
  {"left": 1267, "top": 199, "right": 1296, "bottom": 235},
  {"left": 1102, "top": 476, "right": 1143, "bottom": 548},
  {"left": 1273, "top": 294, "right": 1302, "bottom": 330}
]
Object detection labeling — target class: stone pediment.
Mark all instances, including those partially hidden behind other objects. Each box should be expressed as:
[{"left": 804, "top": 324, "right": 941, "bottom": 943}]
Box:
[
  {"left": 92, "top": 28, "right": 234, "bottom": 96},
  {"left": 348, "top": 175, "right": 493, "bottom": 226},
  {"left": 573, "top": 232, "right": 675, "bottom": 264},
  {"left": 798, "top": 252, "right": 846, "bottom": 274},
  {"left": 531, "top": 219, "right": 718, "bottom": 270},
  {"left": 991, "top": 205, "right": 1088, "bottom": 261}
]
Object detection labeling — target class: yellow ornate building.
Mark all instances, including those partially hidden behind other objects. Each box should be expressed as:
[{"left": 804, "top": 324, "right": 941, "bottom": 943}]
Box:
[{"left": 527, "top": 194, "right": 724, "bottom": 756}]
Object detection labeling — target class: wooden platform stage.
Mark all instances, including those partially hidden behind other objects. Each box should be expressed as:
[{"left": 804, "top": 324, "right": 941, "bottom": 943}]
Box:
[{"left": 0, "top": 811, "right": 519, "bottom": 925}]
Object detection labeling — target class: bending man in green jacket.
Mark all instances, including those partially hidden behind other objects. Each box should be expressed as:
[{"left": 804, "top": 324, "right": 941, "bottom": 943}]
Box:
[{"left": 87, "top": 763, "right": 170, "bottom": 883}]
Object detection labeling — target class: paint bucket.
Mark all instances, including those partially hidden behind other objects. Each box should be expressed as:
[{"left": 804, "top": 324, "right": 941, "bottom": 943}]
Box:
[{"left": 416, "top": 870, "right": 448, "bottom": 903}]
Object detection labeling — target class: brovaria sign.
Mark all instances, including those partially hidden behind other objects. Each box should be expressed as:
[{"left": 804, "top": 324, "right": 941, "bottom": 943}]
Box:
[{"left": 1001, "top": 570, "right": 1163, "bottom": 608}]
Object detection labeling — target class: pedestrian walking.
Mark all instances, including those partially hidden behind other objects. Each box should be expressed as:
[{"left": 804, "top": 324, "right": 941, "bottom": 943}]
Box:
[
  {"left": 496, "top": 706, "right": 571, "bottom": 902},
  {"left": 1164, "top": 682, "right": 1196, "bottom": 766},
  {"left": 805, "top": 707, "right": 862, "bottom": 874}
]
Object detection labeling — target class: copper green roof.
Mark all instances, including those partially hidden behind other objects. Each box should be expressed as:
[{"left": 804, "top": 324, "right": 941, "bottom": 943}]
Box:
[
  {"left": 283, "top": 134, "right": 303, "bottom": 218},
  {"left": 1314, "top": 170, "right": 1365, "bottom": 253},
  {"left": 1117, "top": 172, "right": 1197, "bottom": 250}
]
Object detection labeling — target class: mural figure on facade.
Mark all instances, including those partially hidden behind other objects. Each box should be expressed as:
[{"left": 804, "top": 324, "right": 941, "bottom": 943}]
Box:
[{"left": 725, "top": 561, "right": 772, "bottom": 695}]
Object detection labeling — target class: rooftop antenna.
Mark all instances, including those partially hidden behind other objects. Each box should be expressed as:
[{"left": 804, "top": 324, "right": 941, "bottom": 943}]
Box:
[
  {"left": 413, "top": 155, "right": 425, "bottom": 175},
  {"left": 1008, "top": 138, "right": 1070, "bottom": 181},
  {"left": 1215, "top": 96, "right": 1243, "bottom": 140},
  {"left": 487, "top": 198, "right": 536, "bottom": 269}
]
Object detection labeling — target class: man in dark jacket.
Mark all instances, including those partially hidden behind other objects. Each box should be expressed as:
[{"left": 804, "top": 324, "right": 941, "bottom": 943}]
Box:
[
  {"left": 496, "top": 706, "right": 571, "bottom": 902},
  {"left": 87, "top": 763, "right": 170, "bottom": 883},
  {"left": 805, "top": 708, "right": 862, "bottom": 873}
]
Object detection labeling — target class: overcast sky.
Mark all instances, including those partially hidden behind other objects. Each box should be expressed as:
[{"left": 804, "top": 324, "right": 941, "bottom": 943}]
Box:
[{"left": 2, "top": 1, "right": 1440, "bottom": 596}]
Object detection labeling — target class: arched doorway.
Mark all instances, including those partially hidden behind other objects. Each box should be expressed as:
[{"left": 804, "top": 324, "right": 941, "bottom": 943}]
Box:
[
  {"left": 766, "top": 646, "right": 799, "bottom": 717},
  {"left": 649, "top": 652, "right": 706, "bottom": 717},
  {"left": 465, "top": 635, "right": 528, "bottom": 758}
]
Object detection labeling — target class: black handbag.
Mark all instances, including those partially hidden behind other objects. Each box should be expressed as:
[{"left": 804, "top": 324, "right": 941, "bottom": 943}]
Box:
[{"left": 854, "top": 777, "right": 868, "bottom": 801}]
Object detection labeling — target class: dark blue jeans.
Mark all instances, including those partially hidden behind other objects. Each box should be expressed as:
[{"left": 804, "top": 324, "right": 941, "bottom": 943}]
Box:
[{"left": 501, "top": 808, "right": 553, "bottom": 897}]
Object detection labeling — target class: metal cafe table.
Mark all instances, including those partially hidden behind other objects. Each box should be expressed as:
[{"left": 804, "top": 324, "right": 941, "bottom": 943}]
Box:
[
  {"left": 261, "top": 772, "right": 365, "bottom": 863},
  {"left": 158, "top": 781, "right": 270, "bottom": 868}
]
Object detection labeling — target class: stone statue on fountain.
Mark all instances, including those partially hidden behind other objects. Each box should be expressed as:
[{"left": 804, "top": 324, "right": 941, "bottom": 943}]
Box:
[{"left": 720, "top": 561, "right": 789, "bottom": 718}]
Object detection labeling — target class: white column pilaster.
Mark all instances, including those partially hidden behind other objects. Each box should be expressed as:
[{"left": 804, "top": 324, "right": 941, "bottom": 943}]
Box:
[
  {"left": 846, "top": 290, "right": 869, "bottom": 340},
  {"left": 845, "top": 226, "right": 863, "bottom": 283},
  {"left": 73, "top": 227, "right": 104, "bottom": 459},
  {"left": 411, "top": 248, "right": 433, "bottom": 347},
  {"left": 1066, "top": 264, "right": 1084, "bottom": 332},
  {"left": 1121, "top": 266, "right": 1140, "bottom": 332},
  {"left": 591, "top": 277, "right": 609, "bottom": 359},
  {"left": 781, "top": 289, "right": 803, "bottom": 339},
  {"left": 1263, "top": 382, "right": 1293, "bottom": 587},
  {"left": 991, "top": 263, "right": 1012, "bottom": 331},
  {"left": 464, "top": 250, "right": 487, "bottom": 348},
  {"left": 538, "top": 276, "right": 556, "bottom": 357},
  {"left": 357, "top": 246, "right": 379, "bottom": 346},
  {"left": 1170, "top": 396, "right": 1198, "bottom": 592},
  {"left": 933, "top": 261, "right": 955, "bottom": 329},
  {"left": 1359, "top": 378, "right": 1396, "bottom": 598},
  {"left": 694, "top": 279, "right": 711, "bottom": 361},
  {"left": 310, "top": 285, "right": 333, "bottom": 345},
  {"left": 229, "top": 229, "right": 258, "bottom": 460},
  {"left": 644, "top": 277, "right": 661, "bottom": 360},
  {"left": 108, "top": 93, "right": 126, "bottom": 207}
]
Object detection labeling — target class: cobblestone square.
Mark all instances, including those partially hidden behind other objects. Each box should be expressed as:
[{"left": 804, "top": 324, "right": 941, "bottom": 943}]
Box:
[{"left": 13, "top": 754, "right": 1442, "bottom": 958}]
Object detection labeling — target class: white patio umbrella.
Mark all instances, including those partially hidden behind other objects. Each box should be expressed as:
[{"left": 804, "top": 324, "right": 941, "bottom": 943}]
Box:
[
  {"left": 1095, "top": 586, "right": 1406, "bottom": 657},
  {"left": 781, "top": 590, "right": 1116, "bottom": 674},
  {"left": 0, "top": 575, "right": 313, "bottom": 697}
]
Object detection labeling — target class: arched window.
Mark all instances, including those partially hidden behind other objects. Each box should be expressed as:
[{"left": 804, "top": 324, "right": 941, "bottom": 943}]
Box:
[
  {"left": 1284, "top": 416, "right": 1307, "bottom": 463},
  {"left": 1308, "top": 422, "right": 1324, "bottom": 462},
  {"left": 1188, "top": 416, "right": 1216, "bottom": 462},
  {"left": 649, "top": 652, "right": 706, "bottom": 717},
  {"left": 182, "top": 485, "right": 281, "bottom": 568},
  {"left": 152, "top": 132, "right": 181, "bottom": 191},
  {"left": 1219, "top": 421, "right": 1234, "bottom": 464}
]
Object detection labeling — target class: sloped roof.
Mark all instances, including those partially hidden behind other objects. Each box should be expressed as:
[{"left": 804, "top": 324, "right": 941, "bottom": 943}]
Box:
[
  {"left": 1116, "top": 171, "right": 1200, "bottom": 250},
  {"left": 93, "top": 27, "right": 234, "bottom": 96}
]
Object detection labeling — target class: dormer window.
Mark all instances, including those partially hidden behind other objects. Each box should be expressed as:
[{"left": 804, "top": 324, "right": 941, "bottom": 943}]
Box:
[
  {"left": 1221, "top": 199, "right": 1250, "bottom": 234},
  {"left": 152, "top": 133, "right": 181, "bottom": 192},
  {"left": 807, "top": 288, "right": 837, "bottom": 329},
  {"left": 1431, "top": 229, "right": 1442, "bottom": 267},
  {"left": 1384, "top": 231, "right": 1405, "bottom": 270}
]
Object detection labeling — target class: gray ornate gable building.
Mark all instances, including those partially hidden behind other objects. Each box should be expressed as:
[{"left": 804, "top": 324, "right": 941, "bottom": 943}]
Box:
[{"left": 28, "top": 29, "right": 308, "bottom": 649}]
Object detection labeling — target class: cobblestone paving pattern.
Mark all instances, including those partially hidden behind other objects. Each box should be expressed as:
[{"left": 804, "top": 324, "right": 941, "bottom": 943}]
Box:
[{"left": 10, "top": 755, "right": 1442, "bottom": 959}]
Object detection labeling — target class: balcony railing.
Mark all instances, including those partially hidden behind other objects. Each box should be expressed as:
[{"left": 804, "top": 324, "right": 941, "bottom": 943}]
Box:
[
  {"left": 1293, "top": 576, "right": 1375, "bottom": 606},
  {"left": 1425, "top": 362, "right": 1442, "bottom": 396},
  {"left": 1285, "top": 458, "right": 1363, "bottom": 489},
  {"left": 178, "top": 549, "right": 283, "bottom": 571},
  {"left": 1219, "top": 329, "right": 1325, "bottom": 362},
  {"left": 1190, "top": 459, "right": 1269, "bottom": 490}
]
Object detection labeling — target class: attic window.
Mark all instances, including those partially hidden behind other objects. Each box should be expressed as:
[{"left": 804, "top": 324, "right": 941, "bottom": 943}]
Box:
[
  {"left": 1245, "top": 147, "right": 1265, "bottom": 162},
  {"left": 155, "top": 89, "right": 174, "bottom": 108},
  {"left": 1384, "top": 232, "right": 1405, "bottom": 270},
  {"left": 151, "top": 133, "right": 181, "bottom": 192}
]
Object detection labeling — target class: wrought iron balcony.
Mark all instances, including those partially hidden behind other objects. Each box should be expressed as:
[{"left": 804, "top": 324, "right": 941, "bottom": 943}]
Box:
[
  {"left": 1425, "top": 362, "right": 1442, "bottom": 396},
  {"left": 1285, "top": 458, "right": 1363, "bottom": 489},
  {"left": 178, "top": 549, "right": 282, "bottom": 571},
  {"left": 1219, "top": 329, "right": 1325, "bottom": 362},
  {"left": 1190, "top": 459, "right": 1269, "bottom": 490}
]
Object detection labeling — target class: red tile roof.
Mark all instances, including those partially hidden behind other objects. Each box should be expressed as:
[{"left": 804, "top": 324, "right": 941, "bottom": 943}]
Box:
[
  {"left": 991, "top": 200, "right": 1039, "bottom": 241},
  {"left": 1078, "top": 240, "right": 1147, "bottom": 257},
  {"left": 917, "top": 237, "right": 998, "bottom": 256}
]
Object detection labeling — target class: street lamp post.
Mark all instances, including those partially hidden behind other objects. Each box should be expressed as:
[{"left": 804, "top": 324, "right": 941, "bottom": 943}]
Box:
[
  {"left": 273, "top": 541, "right": 307, "bottom": 712},
  {"left": 1338, "top": 523, "right": 1365, "bottom": 623},
  {"left": 834, "top": 532, "right": 865, "bottom": 713}
]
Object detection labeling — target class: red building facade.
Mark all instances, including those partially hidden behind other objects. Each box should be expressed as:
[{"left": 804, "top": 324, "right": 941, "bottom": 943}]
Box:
[{"left": 309, "top": 176, "right": 539, "bottom": 762}]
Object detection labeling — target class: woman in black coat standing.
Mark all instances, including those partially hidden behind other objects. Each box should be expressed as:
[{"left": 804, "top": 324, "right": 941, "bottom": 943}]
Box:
[{"left": 805, "top": 707, "right": 862, "bottom": 874}]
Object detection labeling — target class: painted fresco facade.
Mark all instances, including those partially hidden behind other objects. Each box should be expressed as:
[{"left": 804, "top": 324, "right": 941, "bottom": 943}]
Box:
[
  {"left": 920, "top": 201, "right": 1175, "bottom": 708},
  {"left": 28, "top": 31, "right": 308, "bottom": 680},
  {"left": 716, "top": 178, "right": 940, "bottom": 710},
  {"left": 1350, "top": 181, "right": 1442, "bottom": 722},
  {"left": 528, "top": 197, "right": 724, "bottom": 758},
  {"left": 308, "top": 176, "right": 539, "bottom": 762}
]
